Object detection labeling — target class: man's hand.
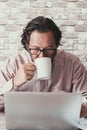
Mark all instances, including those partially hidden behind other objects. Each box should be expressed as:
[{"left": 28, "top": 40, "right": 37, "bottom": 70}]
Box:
[
  {"left": 13, "top": 62, "right": 35, "bottom": 88},
  {"left": 80, "top": 104, "right": 87, "bottom": 117}
]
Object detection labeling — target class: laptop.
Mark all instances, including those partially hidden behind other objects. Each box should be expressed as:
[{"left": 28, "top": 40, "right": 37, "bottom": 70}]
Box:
[{"left": 4, "top": 92, "right": 82, "bottom": 130}]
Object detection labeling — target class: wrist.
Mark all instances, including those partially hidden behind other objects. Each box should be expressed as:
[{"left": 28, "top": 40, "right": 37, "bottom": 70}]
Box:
[{"left": 12, "top": 78, "right": 19, "bottom": 89}]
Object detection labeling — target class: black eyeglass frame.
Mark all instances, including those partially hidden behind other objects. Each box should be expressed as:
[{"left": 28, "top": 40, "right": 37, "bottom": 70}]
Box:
[{"left": 28, "top": 47, "right": 57, "bottom": 57}]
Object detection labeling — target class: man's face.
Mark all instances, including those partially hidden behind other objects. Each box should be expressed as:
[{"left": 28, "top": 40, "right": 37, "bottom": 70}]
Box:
[{"left": 28, "top": 30, "right": 57, "bottom": 61}]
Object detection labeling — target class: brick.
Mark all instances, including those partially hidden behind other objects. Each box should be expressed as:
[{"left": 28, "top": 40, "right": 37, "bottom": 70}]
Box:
[
  {"left": 78, "top": 32, "right": 87, "bottom": 39},
  {"left": 21, "top": 2, "right": 30, "bottom": 7},
  {"left": 6, "top": 2, "right": 21, "bottom": 8},
  {"left": 66, "top": 0, "right": 78, "bottom": 1},
  {"left": 81, "top": 8, "right": 87, "bottom": 14},
  {"left": 0, "top": 2, "right": 6, "bottom": 8},
  {"left": 62, "top": 43, "right": 73, "bottom": 50},
  {"left": 77, "top": 20, "right": 85, "bottom": 25},
  {"left": 63, "top": 32, "right": 77, "bottom": 38},
  {"left": 46, "top": 2, "right": 53, "bottom": 8},
  {"left": 31, "top": 1, "right": 46, "bottom": 7},
  {"left": 5, "top": 25, "right": 20, "bottom": 31},
  {"left": 62, "top": 20, "right": 76, "bottom": 26},
  {"left": 78, "top": 38, "right": 86, "bottom": 44},
  {"left": 15, "top": 18, "right": 28, "bottom": 26},
  {"left": 0, "top": 19, "right": 7, "bottom": 25},
  {"left": 0, "top": 32, "right": 7, "bottom": 38},
  {"left": 52, "top": 2, "right": 66, "bottom": 8},
  {"left": 60, "top": 26, "right": 66, "bottom": 32},
  {"left": 0, "top": 26, "right": 5, "bottom": 32},
  {"left": 72, "top": 50, "right": 84, "bottom": 58},
  {"left": 0, "top": 38, "right": 4, "bottom": 44},
  {"left": 68, "top": 14, "right": 77, "bottom": 20},
  {"left": 77, "top": 2, "right": 87, "bottom": 8},
  {"left": 67, "top": 2, "right": 76, "bottom": 9},
  {"left": 0, "top": 0, "right": 8, "bottom": 1},
  {"left": 19, "top": 8, "right": 31, "bottom": 13},
  {"left": 75, "top": 26, "right": 87, "bottom": 32},
  {"left": 0, "top": 56, "right": 7, "bottom": 61},
  {"left": 85, "top": 44, "right": 87, "bottom": 50},
  {"left": 7, "top": 32, "right": 20, "bottom": 43},
  {"left": 7, "top": 20, "right": 15, "bottom": 24},
  {"left": 27, "top": 8, "right": 44, "bottom": 19},
  {"left": 7, "top": 15, "right": 16, "bottom": 20},
  {"left": 76, "top": 14, "right": 86, "bottom": 20},
  {"left": 72, "top": 44, "right": 78, "bottom": 50},
  {"left": 68, "top": 9, "right": 81, "bottom": 14},
  {"left": 78, "top": 44, "right": 85, "bottom": 50},
  {"left": 66, "top": 26, "right": 75, "bottom": 32}
]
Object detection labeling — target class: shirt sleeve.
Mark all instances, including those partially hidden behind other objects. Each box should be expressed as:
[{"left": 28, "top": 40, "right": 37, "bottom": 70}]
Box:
[
  {"left": 0, "top": 79, "right": 13, "bottom": 95},
  {"left": 72, "top": 57, "right": 87, "bottom": 117},
  {"left": 72, "top": 57, "right": 87, "bottom": 96},
  {"left": 0, "top": 50, "right": 30, "bottom": 110},
  {"left": 0, "top": 79, "right": 14, "bottom": 111},
  {"left": 0, "top": 78, "right": 25, "bottom": 110},
  {"left": 0, "top": 56, "right": 17, "bottom": 111}
]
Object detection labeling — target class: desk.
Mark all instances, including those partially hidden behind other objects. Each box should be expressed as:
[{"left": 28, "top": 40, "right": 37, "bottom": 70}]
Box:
[{"left": 0, "top": 112, "right": 6, "bottom": 130}]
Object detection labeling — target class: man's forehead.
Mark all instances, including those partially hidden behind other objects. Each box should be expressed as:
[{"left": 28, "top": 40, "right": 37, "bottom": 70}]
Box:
[{"left": 29, "top": 30, "right": 55, "bottom": 47}]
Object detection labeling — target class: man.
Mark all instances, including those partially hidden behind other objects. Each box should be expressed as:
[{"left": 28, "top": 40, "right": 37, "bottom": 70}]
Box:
[{"left": 0, "top": 16, "right": 87, "bottom": 117}]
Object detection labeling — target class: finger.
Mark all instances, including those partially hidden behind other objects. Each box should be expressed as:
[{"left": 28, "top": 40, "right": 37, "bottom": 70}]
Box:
[
  {"left": 26, "top": 62, "right": 35, "bottom": 67},
  {"left": 80, "top": 104, "right": 87, "bottom": 117},
  {"left": 25, "top": 69, "right": 35, "bottom": 80},
  {"left": 25, "top": 70, "right": 35, "bottom": 75},
  {"left": 25, "top": 73, "right": 34, "bottom": 80},
  {"left": 24, "top": 64, "right": 35, "bottom": 71}
]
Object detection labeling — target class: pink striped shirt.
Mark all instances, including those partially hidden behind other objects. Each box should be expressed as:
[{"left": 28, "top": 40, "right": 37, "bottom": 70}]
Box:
[{"left": 0, "top": 49, "right": 87, "bottom": 110}]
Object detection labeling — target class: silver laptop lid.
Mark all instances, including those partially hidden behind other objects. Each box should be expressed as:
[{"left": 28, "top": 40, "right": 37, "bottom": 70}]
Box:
[{"left": 4, "top": 92, "right": 82, "bottom": 130}]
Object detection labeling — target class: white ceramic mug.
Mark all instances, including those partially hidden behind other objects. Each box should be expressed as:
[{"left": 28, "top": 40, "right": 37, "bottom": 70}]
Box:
[{"left": 35, "top": 57, "right": 51, "bottom": 80}]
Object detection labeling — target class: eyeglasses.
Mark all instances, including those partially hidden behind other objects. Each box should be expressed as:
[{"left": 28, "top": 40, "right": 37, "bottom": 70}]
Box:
[{"left": 28, "top": 47, "right": 57, "bottom": 57}]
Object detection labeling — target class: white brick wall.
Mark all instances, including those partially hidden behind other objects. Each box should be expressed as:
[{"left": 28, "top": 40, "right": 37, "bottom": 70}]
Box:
[{"left": 0, "top": 0, "right": 87, "bottom": 68}]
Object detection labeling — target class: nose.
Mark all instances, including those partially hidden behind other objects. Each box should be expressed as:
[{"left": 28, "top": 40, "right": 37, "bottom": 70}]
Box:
[{"left": 38, "top": 51, "right": 46, "bottom": 58}]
